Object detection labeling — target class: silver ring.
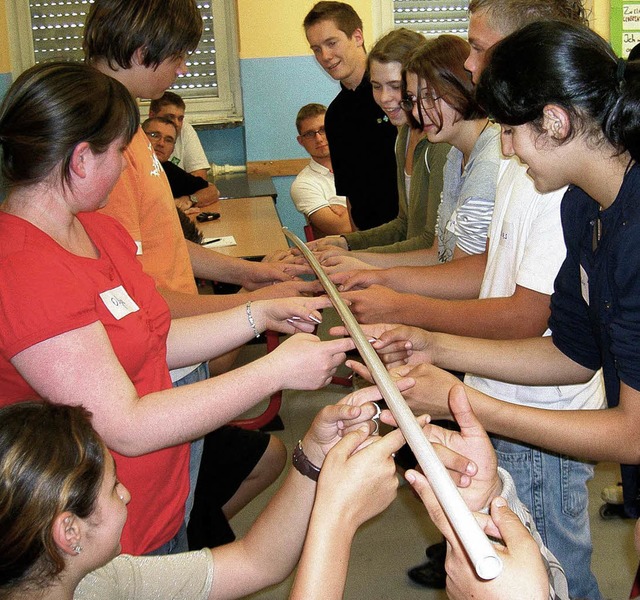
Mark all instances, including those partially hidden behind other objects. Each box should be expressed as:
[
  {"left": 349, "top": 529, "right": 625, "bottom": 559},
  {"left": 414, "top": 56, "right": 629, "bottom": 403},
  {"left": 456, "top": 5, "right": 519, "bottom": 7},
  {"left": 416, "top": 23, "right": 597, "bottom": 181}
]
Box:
[
  {"left": 371, "top": 402, "right": 382, "bottom": 435},
  {"left": 371, "top": 402, "right": 382, "bottom": 420}
]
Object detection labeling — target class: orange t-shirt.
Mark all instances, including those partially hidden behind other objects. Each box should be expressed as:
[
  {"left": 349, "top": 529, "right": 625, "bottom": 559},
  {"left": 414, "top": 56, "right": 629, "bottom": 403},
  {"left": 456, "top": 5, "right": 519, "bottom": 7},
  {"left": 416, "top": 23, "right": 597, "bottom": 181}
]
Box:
[{"left": 100, "top": 127, "right": 197, "bottom": 294}]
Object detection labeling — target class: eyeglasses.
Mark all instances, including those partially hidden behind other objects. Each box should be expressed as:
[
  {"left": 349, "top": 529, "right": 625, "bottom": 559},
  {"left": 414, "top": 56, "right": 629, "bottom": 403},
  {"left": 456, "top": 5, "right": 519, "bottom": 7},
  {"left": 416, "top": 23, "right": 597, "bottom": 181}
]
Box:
[
  {"left": 300, "top": 127, "right": 326, "bottom": 140},
  {"left": 400, "top": 91, "right": 442, "bottom": 112},
  {"left": 145, "top": 131, "right": 175, "bottom": 145}
]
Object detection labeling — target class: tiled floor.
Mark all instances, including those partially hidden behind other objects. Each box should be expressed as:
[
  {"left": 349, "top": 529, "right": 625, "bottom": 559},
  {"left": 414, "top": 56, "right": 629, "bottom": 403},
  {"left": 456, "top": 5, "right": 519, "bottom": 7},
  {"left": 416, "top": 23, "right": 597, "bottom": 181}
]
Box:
[{"left": 229, "top": 318, "right": 637, "bottom": 600}]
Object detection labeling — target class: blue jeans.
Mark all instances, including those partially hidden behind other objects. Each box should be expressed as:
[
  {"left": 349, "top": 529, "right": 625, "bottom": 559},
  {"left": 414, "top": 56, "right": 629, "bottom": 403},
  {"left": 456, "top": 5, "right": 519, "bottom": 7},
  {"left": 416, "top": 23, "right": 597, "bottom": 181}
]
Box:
[
  {"left": 172, "top": 362, "right": 209, "bottom": 525},
  {"left": 144, "top": 523, "right": 189, "bottom": 556},
  {"left": 492, "top": 437, "right": 601, "bottom": 600}
]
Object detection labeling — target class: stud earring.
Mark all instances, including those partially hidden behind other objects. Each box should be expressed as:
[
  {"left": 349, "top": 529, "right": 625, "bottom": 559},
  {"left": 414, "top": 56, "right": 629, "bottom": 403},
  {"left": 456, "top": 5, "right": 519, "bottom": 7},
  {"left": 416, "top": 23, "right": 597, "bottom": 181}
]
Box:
[{"left": 73, "top": 544, "right": 82, "bottom": 554}]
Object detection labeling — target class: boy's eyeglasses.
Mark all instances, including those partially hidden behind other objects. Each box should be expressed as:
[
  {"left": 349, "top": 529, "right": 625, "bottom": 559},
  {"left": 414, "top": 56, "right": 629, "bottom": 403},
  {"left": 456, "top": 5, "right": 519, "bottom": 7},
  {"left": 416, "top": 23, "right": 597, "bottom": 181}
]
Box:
[{"left": 300, "top": 127, "right": 326, "bottom": 140}]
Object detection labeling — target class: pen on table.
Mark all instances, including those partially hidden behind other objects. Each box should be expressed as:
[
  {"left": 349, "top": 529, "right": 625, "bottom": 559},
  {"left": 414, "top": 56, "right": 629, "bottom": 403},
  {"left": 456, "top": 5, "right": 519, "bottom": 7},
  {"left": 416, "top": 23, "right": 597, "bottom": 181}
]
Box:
[{"left": 201, "top": 238, "right": 221, "bottom": 246}]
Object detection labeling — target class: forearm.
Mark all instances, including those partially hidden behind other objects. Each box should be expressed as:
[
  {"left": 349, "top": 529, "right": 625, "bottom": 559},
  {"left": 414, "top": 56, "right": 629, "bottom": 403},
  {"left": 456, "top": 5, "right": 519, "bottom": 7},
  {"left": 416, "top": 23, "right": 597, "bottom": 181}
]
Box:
[
  {"left": 192, "top": 184, "right": 220, "bottom": 207},
  {"left": 211, "top": 467, "right": 318, "bottom": 599},
  {"left": 432, "top": 333, "right": 593, "bottom": 385},
  {"left": 351, "top": 248, "right": 435, "bottom": 269},
  {"left": 187, "top": 240, "right": 257, "bottom": 285},
  {"left": 363, "top": 247, "right": 440, "bottom": 270},
  {"left": 376, "top": 253, "right": 486, "bottom": 299},
  {"left": 395, "top": 295, "right": 548, "bottom": 339},
  {"left": 165, "top": 303, "right": 261, "bottom": 367},
  {"left": 465, "top": 387, "right": 637, "bottom": 463},
  {"left": 107, "top": 354, "right": 287, "bottom": 455},
  {"left": 290, "top": 504, "right": 356, "bottom": 600},
  {"left": 160, "top": 288, "right": 248, "bottom": 318}
]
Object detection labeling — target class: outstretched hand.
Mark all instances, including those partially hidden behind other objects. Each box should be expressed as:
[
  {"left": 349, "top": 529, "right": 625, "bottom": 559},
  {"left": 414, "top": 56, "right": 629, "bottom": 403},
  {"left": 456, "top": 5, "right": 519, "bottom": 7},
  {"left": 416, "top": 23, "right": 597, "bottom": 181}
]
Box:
[
  {"left": 410, "top": 479, "right": 550, "bottom": 600},
  {"left": 329, "top": 323, "right": 435, "bottom": 368},
  {"left": 408, "top": 384, "right": 500, "bottom": 511},
  {"left": 404, "top": 385, "right": 549, "bottom": 599},
  {"left": 301, "top": 379, "right": 415, "bottom": 466},
  {"left": 315, "top": 426, "right": 407, "bottom": 531},
  {"left": 318, "top": 253, "right": 377, "bottom": 275}
]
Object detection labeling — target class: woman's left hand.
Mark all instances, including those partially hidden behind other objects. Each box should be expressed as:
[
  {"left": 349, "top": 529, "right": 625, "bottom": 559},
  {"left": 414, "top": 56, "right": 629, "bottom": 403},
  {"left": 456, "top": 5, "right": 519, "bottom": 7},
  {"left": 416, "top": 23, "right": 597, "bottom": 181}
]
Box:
[
  {"left": 300, "top": 380, "right": 414, "bottom": 467},
  {"left": 313, "top": 426, "right": 407, "bottom": 529}
]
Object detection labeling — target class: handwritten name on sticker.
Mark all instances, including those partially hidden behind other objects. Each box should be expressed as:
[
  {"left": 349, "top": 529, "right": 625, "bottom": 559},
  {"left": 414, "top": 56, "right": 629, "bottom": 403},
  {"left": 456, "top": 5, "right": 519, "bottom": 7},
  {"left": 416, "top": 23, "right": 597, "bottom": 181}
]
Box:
[{"left": 99, "top": 285, "right": 140, "bottom": 320}]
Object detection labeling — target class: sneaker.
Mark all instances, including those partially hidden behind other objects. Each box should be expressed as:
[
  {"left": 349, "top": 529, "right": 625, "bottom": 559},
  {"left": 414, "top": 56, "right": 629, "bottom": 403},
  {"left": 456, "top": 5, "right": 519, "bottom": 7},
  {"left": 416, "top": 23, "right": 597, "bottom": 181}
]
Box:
[
  {"left": 599, "top": 502, "right": 633, "bottom": 520},
  {"left": 407, "top": 541, "right": 447, "bottom": 589},
  {"left": 600, "top": 482, "right": 623, "bottom": 505}
]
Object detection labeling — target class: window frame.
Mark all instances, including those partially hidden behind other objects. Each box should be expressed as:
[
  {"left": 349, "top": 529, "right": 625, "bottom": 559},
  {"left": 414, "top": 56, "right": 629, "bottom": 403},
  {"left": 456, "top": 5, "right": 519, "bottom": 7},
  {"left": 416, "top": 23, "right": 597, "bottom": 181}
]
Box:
[{"left": 5, "top": 0, "right": 243, "bottom": 125}]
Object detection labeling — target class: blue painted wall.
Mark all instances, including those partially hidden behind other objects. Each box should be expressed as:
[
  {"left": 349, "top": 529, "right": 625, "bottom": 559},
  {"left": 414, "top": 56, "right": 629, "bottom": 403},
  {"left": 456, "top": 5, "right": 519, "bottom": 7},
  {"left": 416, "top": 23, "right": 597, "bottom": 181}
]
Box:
[
  {"left": 0, "top": 73, "right": 11, "bottom": 99},
  {"left": 238, "top": 55, "right": 338, "bottom": 240}
]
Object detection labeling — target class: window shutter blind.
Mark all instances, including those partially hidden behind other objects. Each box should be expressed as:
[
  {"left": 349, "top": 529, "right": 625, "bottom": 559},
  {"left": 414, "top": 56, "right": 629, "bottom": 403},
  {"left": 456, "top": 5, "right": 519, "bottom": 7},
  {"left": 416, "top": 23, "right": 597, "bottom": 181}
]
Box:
[
  {"left": 392, "top": 1, "right": 469, "bottom": 37},
  {"left": 27, "top": 0, "right": 220, "bottom": 99}
]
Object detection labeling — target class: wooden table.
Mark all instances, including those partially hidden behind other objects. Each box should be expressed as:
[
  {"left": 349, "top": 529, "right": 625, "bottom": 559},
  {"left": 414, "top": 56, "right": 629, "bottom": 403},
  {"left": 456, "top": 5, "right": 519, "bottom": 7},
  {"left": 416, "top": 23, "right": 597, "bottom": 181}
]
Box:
[
  {"left": 197, "top": 195, "right": 288, "bottom": 259},
  {"left": 213, "top": 173, "right": 278, "bottom": 201}
]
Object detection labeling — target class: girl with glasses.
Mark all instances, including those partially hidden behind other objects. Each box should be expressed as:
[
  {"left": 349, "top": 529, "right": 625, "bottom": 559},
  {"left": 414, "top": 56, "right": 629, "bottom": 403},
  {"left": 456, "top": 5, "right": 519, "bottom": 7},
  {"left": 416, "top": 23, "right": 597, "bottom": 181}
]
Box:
[
  {"left": 403, "top": 34, "right": 500, "bottom": 264},
  {"left": 321, "top": 34, "right": 501, "bottom": 282}
]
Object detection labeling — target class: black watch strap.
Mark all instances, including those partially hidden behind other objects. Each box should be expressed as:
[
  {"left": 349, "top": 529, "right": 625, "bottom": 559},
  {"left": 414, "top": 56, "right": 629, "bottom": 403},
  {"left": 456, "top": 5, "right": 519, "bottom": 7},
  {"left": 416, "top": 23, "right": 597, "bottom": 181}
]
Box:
[{"left": 292, "top": 440, "right": 321, "bottom": 481}]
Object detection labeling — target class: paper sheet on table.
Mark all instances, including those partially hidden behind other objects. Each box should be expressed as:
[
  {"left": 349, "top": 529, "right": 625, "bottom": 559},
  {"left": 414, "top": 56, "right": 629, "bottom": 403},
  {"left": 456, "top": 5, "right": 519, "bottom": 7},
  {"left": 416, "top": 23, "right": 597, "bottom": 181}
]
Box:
[{"left": 202, "top": 236, "right": 237, "bottom": 248}]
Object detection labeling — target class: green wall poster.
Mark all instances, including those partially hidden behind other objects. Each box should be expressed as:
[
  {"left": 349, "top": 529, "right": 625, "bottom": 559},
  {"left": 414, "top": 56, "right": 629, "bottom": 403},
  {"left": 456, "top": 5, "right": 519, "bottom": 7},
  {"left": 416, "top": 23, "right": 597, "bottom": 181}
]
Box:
[{"left": 611, "top": 0, "right": 640, "bottom": 57}]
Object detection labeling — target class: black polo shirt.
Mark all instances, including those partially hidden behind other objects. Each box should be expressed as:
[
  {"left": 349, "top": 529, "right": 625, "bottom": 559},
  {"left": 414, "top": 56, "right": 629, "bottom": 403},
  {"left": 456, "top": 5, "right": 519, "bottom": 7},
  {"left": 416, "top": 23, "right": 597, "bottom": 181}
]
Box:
[{"left": 324, "top": 74, "right": 399, "bottom": 230}]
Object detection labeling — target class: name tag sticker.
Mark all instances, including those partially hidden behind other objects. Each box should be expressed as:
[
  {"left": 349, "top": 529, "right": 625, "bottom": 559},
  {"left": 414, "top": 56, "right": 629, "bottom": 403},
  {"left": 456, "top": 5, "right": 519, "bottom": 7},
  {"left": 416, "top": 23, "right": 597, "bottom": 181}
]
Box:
[
  {"left": 499, "top": 221, "right": 514, "bottom": 250},
  {"left": 580, "top": 265, "right": 590, "bottom": 306},
  {"left": 446, "top": 209, "right": 458, "bottom": 233},
  {"left": 100, "top": 285, "right": 140, "bottom": 320}
]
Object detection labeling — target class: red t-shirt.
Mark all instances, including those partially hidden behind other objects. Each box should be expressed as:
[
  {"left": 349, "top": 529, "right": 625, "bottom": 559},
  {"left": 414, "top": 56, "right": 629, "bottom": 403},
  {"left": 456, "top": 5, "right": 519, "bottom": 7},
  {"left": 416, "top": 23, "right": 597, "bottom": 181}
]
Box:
[{"left": 0, "top": 211, "right": 189, "bottom": 555}]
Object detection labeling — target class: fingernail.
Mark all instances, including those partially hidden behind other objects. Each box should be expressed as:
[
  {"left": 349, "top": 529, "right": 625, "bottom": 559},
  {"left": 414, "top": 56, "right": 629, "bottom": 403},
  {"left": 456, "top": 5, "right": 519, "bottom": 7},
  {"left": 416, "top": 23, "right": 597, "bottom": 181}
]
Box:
[
  {"left": 493, "top": 496, "right": 507, "bottom": 508},
  {"left": 367, "top": 337, "right": 378, "bottom": 343},
  {"left": 308, "top": 314, "right": 322, "bottom": 324},
  {"left": 465, "top": 462, "right": 476, "bottom": 475},
  {"left": 288, "top": 316, "right": 301, "bottom": 321}
]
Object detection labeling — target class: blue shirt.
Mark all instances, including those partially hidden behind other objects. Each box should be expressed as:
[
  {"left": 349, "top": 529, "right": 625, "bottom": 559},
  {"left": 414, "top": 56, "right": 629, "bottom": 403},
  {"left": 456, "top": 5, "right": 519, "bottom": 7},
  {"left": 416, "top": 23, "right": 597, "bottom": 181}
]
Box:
[{"left": 550, "top": 163, "right": 640, "bottom": 407}]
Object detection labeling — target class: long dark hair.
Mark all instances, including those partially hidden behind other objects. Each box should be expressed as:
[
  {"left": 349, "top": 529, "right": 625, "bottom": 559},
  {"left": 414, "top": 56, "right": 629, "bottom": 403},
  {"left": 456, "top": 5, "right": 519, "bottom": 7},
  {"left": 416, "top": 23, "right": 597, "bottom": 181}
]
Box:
[{"left": 477, "top": 20, "right": 640, "bottom": 161}]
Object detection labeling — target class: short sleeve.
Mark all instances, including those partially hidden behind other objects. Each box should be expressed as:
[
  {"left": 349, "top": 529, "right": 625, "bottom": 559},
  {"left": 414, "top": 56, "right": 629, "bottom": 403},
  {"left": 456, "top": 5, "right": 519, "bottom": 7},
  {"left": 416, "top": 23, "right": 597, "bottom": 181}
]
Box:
[
  {"left": 74, "top": 549, "right": 214, "bottom": 600},
  {"left": 291, "top": 176, "right": 331, "bottom": 217},
  {"left": 0, "top": 248, "right": 98, "bottom": 360},
  {"left": 179, "top": 122, "right": 210, "bottom": 174}
]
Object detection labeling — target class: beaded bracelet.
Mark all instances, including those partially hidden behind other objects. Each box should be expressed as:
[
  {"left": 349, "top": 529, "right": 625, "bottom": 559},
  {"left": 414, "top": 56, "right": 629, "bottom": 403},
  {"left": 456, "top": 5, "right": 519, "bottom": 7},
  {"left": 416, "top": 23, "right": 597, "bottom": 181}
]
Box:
[{"left": 245, "top": 301, "right": 260, "bottom": 338}]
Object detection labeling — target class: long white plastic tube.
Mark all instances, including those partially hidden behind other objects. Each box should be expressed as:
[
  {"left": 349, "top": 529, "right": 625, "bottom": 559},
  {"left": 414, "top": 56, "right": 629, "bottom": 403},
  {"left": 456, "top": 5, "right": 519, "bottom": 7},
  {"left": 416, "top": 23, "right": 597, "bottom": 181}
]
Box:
[{"left": 284, "top": 227, "right": 502, "bottom": 580}]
